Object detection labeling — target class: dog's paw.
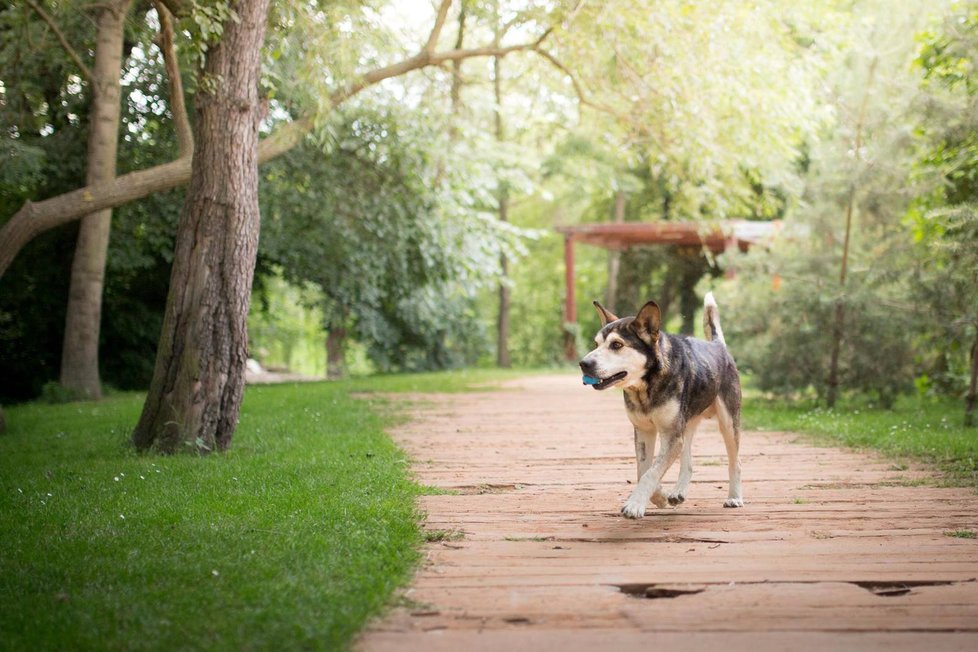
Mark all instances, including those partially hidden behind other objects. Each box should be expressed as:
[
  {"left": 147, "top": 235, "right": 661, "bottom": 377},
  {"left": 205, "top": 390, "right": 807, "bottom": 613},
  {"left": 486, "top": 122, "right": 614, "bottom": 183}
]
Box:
[
  {"left": 723, "top": 497, "right": 744, "bottom": 508},
  {"left": 620, "top": 497, "right": 647, "bottom": 519},
  {"left": 667, "top": 492, "right": 686, "bottom": 506},
  {"left": 650, "top": 490, "right": 669, "bottom": 509}
]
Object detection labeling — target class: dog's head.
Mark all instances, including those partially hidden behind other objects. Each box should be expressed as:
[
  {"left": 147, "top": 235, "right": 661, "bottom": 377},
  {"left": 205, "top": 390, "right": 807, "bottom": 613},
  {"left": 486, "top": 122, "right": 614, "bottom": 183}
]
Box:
[{"left": 578, "top": 300, "right": 662, "bottom": 391}]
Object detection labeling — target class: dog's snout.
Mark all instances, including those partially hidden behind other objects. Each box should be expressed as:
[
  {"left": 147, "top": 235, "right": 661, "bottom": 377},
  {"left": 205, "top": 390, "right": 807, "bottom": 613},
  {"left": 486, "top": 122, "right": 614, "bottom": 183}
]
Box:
[{"left": 579, "top": 358, "right": 595, "bottom": 375}]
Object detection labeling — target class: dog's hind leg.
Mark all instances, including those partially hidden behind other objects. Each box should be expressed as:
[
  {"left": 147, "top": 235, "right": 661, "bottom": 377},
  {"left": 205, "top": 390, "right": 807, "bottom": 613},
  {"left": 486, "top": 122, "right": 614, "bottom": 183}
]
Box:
[
  {"left": 669, "top": 416, "right": 701, "bottom": 506},
  {"left": 621, "top": 429, "right": 683, "bottom": 519},
  {"left": 715, "top": 398, "right": 744, "bottom": 508}
]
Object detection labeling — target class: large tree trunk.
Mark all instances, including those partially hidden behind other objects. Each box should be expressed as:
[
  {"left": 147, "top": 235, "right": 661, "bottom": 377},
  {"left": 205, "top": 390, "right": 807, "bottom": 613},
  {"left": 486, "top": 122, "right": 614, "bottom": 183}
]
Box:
[
  {"left": 59, "top": 0, "right": 132, "bottom": 400},
  {"left": 132, "top": 0, "right": 270, "bottom": 453}
]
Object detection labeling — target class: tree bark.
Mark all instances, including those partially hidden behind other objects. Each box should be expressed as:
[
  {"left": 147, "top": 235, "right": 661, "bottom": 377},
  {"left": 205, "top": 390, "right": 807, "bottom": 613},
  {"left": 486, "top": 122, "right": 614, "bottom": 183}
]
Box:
[
  {"left": 605, "top": 190, "right": 625, "bottom": 312},
  {"left": 326, "top": 327, "right": 346, "bottom": 380},
  {"left": 59, "top": 0, "right": 132, "bottom": 400},
  {"left": 131, "top": 0, "right": 270, "bottom": 453}
]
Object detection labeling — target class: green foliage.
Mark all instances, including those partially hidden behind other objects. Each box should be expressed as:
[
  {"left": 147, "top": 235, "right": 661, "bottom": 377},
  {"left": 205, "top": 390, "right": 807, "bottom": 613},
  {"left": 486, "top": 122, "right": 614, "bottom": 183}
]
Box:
[
  {"left": 555, "top": 0, "right": 839, "bottom": 218},
  {"left": 38, "top": 380, "right": 78, "bottom": 404},
  {"left": 0, "top": 377, "right": 432, "bottom": 650},
  {"left": 0, "top": 3, "right": 184, "bottom": 400},
  {"left": 248, "top": 274, "right": 328, "bottom": 376},
  {"left": 723, "top": 243, "right": 916, "bottom": 406},
  {"left": 912, "top": 4, "right": 978, "bottom": 398},
  {"left": 258, "top": 103, "right": 525, "bottom": 372},
  {"left": 715, "top": 6, "right": 936, "bottom": 407}
]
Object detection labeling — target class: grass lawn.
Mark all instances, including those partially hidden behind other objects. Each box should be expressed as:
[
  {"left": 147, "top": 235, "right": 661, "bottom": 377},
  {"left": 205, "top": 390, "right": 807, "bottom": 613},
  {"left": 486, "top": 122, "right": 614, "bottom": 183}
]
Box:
[
  {"left": 743, "top": 389, "right": 978, "bottom": 489},
  {"left": 0, "top": 368, "right": 525, "bottom": 651}
]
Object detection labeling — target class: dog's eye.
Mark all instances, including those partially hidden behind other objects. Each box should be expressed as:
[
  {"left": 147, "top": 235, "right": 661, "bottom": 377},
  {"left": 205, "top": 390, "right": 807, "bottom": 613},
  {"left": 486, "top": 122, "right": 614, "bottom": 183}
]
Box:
[{"left": 609, "top": 341, "right": 624, "bottom": 351}]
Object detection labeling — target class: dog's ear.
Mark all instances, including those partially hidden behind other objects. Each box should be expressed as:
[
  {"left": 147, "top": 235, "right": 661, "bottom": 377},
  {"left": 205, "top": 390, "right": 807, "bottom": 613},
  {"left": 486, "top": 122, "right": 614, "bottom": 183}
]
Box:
[
  {"left": 593, "top": 301, "right": 619, "bottom": 327},
  {"left": 631, "top": 300, "right": 661, "bottom": 345}
]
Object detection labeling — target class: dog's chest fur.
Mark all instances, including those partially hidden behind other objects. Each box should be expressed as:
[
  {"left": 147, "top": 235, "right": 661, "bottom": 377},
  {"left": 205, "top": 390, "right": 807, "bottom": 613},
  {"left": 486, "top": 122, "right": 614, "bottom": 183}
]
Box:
[{"left": 622, "top": 332, "right": 730, "bottom": 432}]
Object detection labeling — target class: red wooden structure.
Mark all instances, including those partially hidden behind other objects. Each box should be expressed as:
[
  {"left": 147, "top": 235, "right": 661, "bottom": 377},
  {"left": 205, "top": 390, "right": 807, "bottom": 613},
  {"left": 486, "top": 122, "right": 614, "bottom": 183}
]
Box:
[{"left": 557, "top": 220, "right": 781, "bottom": 360}]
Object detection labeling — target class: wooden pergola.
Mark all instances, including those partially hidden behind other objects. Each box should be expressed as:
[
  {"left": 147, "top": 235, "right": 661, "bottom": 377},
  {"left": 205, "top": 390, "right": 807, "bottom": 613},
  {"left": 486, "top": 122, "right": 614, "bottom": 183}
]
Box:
[{"left": 557, "top": 220, "right": 781, "bottom": 360}]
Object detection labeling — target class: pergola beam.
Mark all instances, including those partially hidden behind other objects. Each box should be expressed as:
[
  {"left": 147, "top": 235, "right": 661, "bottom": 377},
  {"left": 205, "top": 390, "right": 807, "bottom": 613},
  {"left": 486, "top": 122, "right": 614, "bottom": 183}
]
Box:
[{"left": 558, "top": 220, "right": 780, "bottom": 361}]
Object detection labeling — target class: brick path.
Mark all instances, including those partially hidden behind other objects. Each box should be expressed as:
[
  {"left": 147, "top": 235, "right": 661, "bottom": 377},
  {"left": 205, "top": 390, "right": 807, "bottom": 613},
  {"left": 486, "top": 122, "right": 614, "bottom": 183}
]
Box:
[{"left": 358, "top": 374, "right": 978, "bottom": 651}]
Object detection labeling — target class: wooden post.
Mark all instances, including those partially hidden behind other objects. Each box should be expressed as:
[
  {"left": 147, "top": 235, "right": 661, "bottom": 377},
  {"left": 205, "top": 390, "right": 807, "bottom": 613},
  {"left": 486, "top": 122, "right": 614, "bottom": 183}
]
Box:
[{"left": 564, "top": 234, "right": 577, "bottom": 361}]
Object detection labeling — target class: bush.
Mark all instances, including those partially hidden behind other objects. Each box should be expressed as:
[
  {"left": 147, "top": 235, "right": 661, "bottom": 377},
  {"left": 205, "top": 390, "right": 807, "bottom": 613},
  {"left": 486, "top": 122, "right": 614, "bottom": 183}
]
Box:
[{"left": 721, "top": 239, "right": 915, "bottom": 407}]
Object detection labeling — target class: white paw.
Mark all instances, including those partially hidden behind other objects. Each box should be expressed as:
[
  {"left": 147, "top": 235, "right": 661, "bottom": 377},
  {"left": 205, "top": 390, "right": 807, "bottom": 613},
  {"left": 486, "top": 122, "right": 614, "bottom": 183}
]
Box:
[
  {"left": 650, "top": 491, "right": 669, "bottom": 509},
  {"left": 621, "top": 496, "right": 647, "bottom": 519},
  {"left": 723, "top": 497, "right": 744, "bottom": 508}
]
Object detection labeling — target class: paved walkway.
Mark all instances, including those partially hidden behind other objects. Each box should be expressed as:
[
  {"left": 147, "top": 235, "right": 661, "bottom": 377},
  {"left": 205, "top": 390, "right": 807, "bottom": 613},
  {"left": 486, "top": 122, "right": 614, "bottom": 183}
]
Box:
[{"left": 358, "top": 374, "right": 978, "bottom": 651}]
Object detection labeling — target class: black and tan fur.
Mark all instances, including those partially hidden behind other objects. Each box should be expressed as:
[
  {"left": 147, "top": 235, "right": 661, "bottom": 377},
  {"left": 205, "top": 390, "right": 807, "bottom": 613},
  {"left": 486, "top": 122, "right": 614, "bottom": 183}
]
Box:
[{"left": 579, "top": 293, "right": 743, "bottom": 518}]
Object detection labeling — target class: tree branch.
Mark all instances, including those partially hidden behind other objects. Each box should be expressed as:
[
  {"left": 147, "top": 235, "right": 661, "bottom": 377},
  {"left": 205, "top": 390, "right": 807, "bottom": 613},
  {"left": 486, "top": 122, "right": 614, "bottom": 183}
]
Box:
[
  {"left": 155, "top": 0, "right": 186, "bottom": 17},
  {"left": 424, "top": 0, "right": 454, "bottom": 54},
  {"left": 26, "top": 0, "right": 93, "bottom": 82},
  {"left": 0, "top": 17, "right": 559, "bottom": 279},
  {"left": 153, "top": 1, "right": 193, "bottom": 157},
  {"left": 533, "top": 46, "right": 665, "bottom": 148}
]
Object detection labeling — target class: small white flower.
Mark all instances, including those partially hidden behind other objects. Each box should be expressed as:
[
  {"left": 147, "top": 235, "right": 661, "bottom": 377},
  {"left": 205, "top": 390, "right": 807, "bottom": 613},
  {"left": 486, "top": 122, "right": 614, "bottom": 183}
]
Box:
[
  {"left": 211, "top": 570, "right": 219, "bottom": 577},
  {"left": 139, "top": 475, "right": 145, "bottom": 480},
  {"left": 114, "top": 476, "right": 120, "bottom": 482},
  {"left": 119, "top": 514, "right": 125, "bottom": 520}
]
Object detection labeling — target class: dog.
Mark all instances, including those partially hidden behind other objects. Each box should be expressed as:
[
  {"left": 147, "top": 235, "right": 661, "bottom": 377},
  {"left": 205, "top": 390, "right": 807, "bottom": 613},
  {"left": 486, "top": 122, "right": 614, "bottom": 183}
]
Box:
[{"left": 579, "top": 292, "right": 743, "bottom": 519}]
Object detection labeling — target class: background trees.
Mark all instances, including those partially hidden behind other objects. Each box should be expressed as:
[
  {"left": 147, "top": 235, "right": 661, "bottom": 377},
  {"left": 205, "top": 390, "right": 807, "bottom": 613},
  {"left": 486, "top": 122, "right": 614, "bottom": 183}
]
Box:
[{"left": 3, "top": 0, "right": 978, "bottom": 437}]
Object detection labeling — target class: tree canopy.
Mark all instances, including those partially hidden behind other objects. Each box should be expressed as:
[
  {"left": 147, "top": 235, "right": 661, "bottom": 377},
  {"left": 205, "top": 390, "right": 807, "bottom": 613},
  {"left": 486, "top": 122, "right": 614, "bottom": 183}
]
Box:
[{"left": 2, "top": 0, "right": 978, "bottom": 429}]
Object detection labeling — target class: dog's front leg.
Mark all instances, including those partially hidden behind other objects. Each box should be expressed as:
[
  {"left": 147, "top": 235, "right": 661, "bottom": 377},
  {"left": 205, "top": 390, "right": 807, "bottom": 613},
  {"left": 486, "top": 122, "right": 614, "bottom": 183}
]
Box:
[
  {"left": 633, "top": 425, "right": 655, "bottom": 481},
  {"left": 621, "top": 430, "right": 683, "bottom": 519}
]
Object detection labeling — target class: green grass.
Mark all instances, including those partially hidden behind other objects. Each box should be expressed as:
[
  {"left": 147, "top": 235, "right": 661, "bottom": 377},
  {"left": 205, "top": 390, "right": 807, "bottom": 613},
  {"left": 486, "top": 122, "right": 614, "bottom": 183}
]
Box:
[
  {"left": 0, "top": 369, "right": 515, "bottom": 651},
  {"left": 743, "top": 390, "right": 978, "bottom": 489},
  {"left": 944, "top": 529, "right": 977, "bottom": 539}
]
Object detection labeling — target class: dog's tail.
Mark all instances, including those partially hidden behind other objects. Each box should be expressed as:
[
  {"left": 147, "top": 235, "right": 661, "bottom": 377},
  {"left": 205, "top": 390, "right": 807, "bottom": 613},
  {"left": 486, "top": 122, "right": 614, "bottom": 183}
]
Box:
[{"left": 703, "top": 292, "right": 726, "bottom": 345}]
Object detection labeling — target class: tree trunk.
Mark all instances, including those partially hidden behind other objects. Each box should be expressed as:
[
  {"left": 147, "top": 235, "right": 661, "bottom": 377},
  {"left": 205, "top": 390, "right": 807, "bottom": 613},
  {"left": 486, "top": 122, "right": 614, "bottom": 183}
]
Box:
[
  {"left": 449, "top": 4, "right": 466, "bottom": 140},
  {"left": 493, "top": 47, "right": 511, "bottom": 368},
  {"left": 605, "top": 190, "right": 625, "bottom": 312},
  {"left": 676, "top": 247, "right": 706, "bottom": 335},
  {"left": 965, "top": 318, "right": 978, "bottom": 427},
  {"left": 326, "top": 327, "right": 346, "bottom": 380},
  {"left": 826, "top": 184, "right": 856, "bottom": 408},
  {"left": 59, "top": 0, "right": 132, "bottom": 400},
  {"left": 827, "top": 57, "right": 876, "bottom": 409},
  {"left": 131, "top": 0, "right": 270, "bottom": 454}
]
